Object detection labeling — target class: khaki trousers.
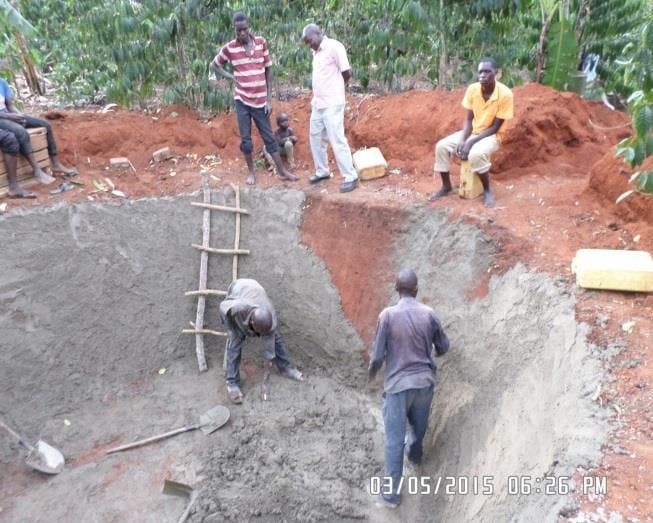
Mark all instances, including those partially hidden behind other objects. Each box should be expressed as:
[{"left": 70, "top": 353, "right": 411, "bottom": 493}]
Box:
[
  {"left": 434, "top": 130, "right": 500, "bottom": 174},
  {"left": 310, "top": 104, "right": 357, "bottom": 182}
]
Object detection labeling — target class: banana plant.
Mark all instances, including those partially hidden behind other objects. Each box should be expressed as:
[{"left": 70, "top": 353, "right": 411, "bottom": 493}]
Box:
[
  {"left": 536, "top": 0, "right": 581, "bottom": 91},
  {"left": 1, "top": 0, "right": 33, "bottom": 35}
]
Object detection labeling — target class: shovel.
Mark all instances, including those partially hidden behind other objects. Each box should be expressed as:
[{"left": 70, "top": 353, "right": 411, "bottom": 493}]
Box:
[
  {"left": 163, "top": 479, "right": 197, "bottom": 523},
  {"left": 106, "top": 405, "right": 230, "bottom": 454},
  {"left": 0, "top": 418, "right": 65, "bottom": 475}
]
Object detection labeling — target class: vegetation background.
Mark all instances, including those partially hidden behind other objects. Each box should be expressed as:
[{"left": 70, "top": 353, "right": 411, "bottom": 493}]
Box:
[{"left": 0, "top": 0, "right": 651, "bottom": 194}]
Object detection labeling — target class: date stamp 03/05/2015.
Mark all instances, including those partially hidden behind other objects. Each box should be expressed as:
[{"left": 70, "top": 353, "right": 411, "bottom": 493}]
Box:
[{"left": 369, "top": 475, "right": 608, "bottom": 497}]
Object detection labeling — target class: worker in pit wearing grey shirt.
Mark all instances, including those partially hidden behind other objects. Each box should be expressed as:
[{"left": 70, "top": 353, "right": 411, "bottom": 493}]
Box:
[
  {"left": 220, "top": 278, "right": 303, "bottom": 404},
  {"left": 368, "top": 268, "right": 450, "bottom": 508}
]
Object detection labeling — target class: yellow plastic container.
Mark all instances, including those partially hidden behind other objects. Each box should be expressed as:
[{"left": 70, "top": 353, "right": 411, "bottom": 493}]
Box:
[
  {"left": 353, "top": 147, "right": 387, "bottom": 180},
  {"left": 459, "top": 160, "right": 484, "bottom": 199},
  {"left": 571, "top": 249, "right": 653, "bottom": 292}
]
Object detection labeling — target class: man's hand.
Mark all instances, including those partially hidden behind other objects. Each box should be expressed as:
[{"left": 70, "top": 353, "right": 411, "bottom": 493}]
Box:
[
  {"left": 368, "top": 360, "right": 382, "bottom": 383},
  {"left": 457, "top": 138, "right": 476, "bottom": 161},
  {"left": 265, "top": 97, "right": 272, "bottom": 115},
  {"left": 455, "top": 139, "right": 466, "bottom": 157},
  {"left": 1, "top": 113, "right": 26, "bottom": 126}
]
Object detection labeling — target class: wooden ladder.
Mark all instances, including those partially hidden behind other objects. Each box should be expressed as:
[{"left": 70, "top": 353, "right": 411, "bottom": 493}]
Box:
[{"left": 182, "top": 176, "right": 249, "bottom": 372}]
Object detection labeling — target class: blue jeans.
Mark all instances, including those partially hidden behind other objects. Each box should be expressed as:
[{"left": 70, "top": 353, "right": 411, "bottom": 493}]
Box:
[
  {"left": 234, "top": 100, "right": 278, "bottom": 155},
  {"left": 382, "top": 385, "right": 434, "bottom": 503}
]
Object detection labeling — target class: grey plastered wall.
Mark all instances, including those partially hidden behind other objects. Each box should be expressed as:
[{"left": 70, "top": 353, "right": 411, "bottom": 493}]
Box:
[
  {"left": 0, "top": 189, "right": 363, "bottom": 450},
  {"left": 0, "top": 191, "right": 609, "bottom": 522}
]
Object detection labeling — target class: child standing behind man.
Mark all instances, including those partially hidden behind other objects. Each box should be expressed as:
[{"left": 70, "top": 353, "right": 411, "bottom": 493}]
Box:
[{"left": 264, "top": 112, "right": 297, "bottom": 170}]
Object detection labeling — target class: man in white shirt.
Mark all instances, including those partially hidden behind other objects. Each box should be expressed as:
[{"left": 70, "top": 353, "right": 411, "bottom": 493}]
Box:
[{"left": 302, "top": 24, "right": 359, "bottom": 193}]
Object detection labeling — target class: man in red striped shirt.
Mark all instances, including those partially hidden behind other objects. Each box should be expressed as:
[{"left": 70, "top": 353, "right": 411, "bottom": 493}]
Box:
[{"left": 211, "top": 12, "right": 298, "bottom": 185}]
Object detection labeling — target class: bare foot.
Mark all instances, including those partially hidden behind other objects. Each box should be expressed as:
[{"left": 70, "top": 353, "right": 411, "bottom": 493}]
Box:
[
  {"left": 483, "top": 191, "right": 496, "bottom": 208},
  {"left": 34, "top": 169, "right": 56, "bottom": 185},
  {"left": 427, "top": 187, "right": 452, "bottom": 201},
  {"left": 8, "top": 187, "right": 37, "bottom": 199},
  {"left": 279, "top": 171, "right": 299, "bottom": 182},
  {"left": 246, "top": 172, "right": 256, "bottom": 185}
]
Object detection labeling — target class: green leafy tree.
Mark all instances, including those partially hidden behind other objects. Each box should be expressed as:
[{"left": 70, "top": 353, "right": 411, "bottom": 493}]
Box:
[
  {"left": 615, "top": 14, "right": 653, "bottom": 200},
  {"left": 580, "top": 0, "right": 646, "bottom": 96},
  {"left": 15, "top": 0, "right": 646, "bottom": 111}
]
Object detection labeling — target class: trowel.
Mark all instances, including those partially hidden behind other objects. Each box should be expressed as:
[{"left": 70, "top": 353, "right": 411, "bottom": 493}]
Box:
[
  {"left": 0, "top": 418, "right": 65, "bottom": 475},
  {"left": 106, "top": 405, "right": 230, "bottom": 454}
]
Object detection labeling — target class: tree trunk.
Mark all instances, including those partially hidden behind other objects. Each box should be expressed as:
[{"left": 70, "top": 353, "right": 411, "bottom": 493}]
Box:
[
  {"left": 437, "top": 0, "right": 446, "bottom": 89},
  {"left": 575, "top": 0, "right": 591, "bottom": 42},
  {"left": 14, "top": 31, "right": 43, "bottom": 95},
  {"left": 535, "top": 17, "right": 552, "bottom": 83}
]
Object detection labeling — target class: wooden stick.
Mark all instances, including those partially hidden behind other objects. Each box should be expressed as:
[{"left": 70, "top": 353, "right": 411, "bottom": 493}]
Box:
[
  {"left": 184, "top": 290, "right": 227, "bottom": 297},
  {"left": 178, "top": 492, "right": 198, "bottom": 523},
  {"left": 191, "top": 244, "right": 250, "bottom": 255},
  {"left": 225, "top": 183, "right": 242, "bottom": 370},
  {"left": 106, "top": 425, "right": 198, "bottom": 454},
  {"left": 231, "top": 183, "right": 241, "bottom": 282},
  {"left": 182, "top": 329, "right": 227, "bottom": 336},
  {"left": 191, "top": 201, "right": 249, "bottom": 214},
  {"left": 193, "top": 174, "right": 210, "bottom": 372}
]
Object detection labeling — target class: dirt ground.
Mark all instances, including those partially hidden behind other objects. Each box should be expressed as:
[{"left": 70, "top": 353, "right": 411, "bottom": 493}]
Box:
[{"left": 1, "top": 83, "right": 652, "bottom": 521}]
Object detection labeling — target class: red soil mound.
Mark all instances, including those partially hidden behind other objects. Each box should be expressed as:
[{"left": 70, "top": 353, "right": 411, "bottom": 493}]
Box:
[
  {"left": 47, "top": 82, "right": 644, "bottom": 226},
  {"left": 347, "top": 83, "right": 630, "bottom": 175},
  {"left": 588, "top": 152, "right": 653, "bottom": 224},
  {"left": 52, "top": 83, "right": 630, "bottom": 178},
  {"left": 52, "top": 105, "right": 239, "bottom": 169}
]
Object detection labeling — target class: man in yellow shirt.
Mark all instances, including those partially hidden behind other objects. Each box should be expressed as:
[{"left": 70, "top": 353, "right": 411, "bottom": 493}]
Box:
[{"left": 428, "top": 58, "right": 513, "bottom": 207}]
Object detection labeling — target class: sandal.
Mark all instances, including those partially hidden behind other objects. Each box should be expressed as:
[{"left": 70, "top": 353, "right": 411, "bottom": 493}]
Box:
[
  {"left": 51, "top": 167, "right": 79, "bottom": 178},
  {"left": 49, "top": 182, "right": 75, "bottom": 194},
  {"left": 8, "top": 190, "right": 37, "bottom": 199}
]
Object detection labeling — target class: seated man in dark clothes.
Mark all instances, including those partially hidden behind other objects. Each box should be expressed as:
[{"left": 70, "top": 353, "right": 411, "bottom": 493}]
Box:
[{"left": 0, "top": 76, "right": 77, "bottom": 191}]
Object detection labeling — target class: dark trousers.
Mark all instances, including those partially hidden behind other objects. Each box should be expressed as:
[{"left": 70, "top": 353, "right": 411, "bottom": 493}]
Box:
[
  {"left": 235, "top": 100, "right": 278, "bottom": 155},
  {"left": 225, "top": 329, "right": 293, "bottom": 386},
  {"left": 382, "top": 385, "right": 435, "bottom": 503},
  {"left": 0, "top": 115, "right": 58, "bottom": 156},
  {"left": 0, "top": 128, "right": 19, "bottom": 155}
]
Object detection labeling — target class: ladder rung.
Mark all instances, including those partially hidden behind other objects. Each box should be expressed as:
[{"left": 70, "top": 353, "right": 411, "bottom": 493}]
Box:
[
  {"left": 191, "top": 202, "right": 250, "bottom": 214},
  {"left": 185, "top": 290, "right": 227, "bottom": 297},
  {"left": 182, "top": 328, "right": 228, "bottom": 336},
  {"left": 192, "top": 244, "right": 249, "bottom": 255}
]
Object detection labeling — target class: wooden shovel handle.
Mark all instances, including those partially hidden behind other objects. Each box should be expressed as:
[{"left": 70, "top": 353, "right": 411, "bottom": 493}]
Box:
[
  {"left": 0, "top": 419, "right": 33, "bottom": 451},
  {"left": 106, "top": 424, "right": 199, "bottom": 454}
]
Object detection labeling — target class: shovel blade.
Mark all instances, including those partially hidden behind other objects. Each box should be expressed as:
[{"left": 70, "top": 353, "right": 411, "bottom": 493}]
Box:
[
  {"left": 163, "top": 479, "right": 193, "bottom": 497},
  {"left": 26, "top": 440, "right": 65, "bottom": 474},
  {"left": 198, "top": 405, "right": 230, "bottom": 435}
]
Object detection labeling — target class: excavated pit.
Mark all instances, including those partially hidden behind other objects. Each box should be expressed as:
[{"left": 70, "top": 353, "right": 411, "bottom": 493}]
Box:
[{"left": 0, "top": 189, "right": 607, "bottom": 522}]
